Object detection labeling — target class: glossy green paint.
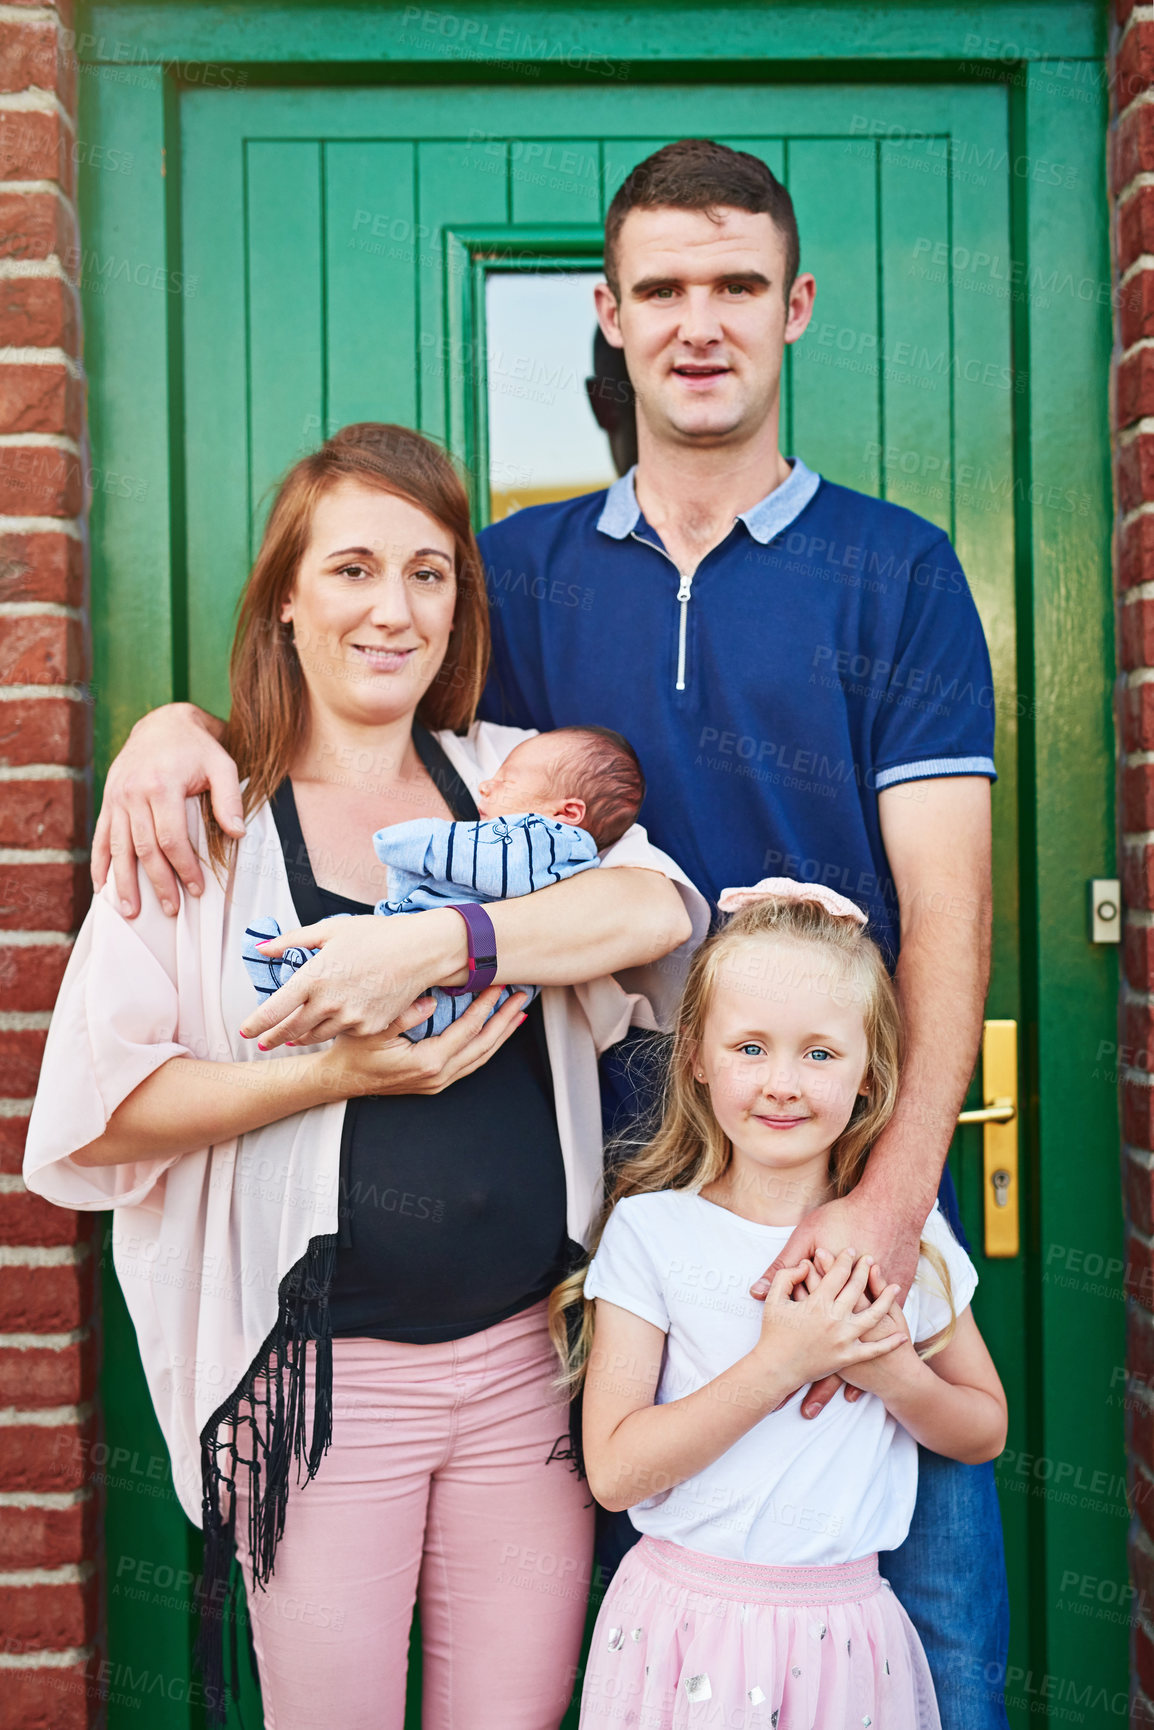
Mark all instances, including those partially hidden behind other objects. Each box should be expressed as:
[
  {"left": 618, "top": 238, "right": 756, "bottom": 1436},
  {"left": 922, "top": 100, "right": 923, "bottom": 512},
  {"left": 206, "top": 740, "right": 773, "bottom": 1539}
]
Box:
[
  {"left": 83, "top": 1, "right": 1104, "bottom": 69},
  {"left": 76, "top": 4, "right": 1116, "bottom": 1725},
  {"left": 78, "top": 63, "right": 204, "bottom": 1727},
  {"left": 1007, "top": 61, "right": 1122, "bottom": 1712}
]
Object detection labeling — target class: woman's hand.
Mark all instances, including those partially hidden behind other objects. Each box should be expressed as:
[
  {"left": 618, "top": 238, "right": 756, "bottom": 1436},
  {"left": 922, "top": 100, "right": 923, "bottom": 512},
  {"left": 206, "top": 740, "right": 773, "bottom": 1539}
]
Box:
[
  {"left": 241, "top": 910, "right": 469, "bottom": 1049},
  {"left": 315, "top": 986, "right": 530, "bottom": 1099},
  {"left": 752, "top": 1251, "right": 904, "bottom": 1392}
]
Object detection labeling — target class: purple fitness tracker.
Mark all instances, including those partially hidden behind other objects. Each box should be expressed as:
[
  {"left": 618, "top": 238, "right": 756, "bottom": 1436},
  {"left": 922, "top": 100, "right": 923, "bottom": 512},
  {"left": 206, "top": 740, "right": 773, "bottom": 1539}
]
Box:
[{"left": 440, "top": 902, "right": 499, "bottom": 995}]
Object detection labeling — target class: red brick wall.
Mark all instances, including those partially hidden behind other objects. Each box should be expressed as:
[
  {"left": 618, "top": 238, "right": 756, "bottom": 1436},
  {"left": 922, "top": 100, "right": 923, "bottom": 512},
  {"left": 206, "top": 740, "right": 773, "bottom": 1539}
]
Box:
[{"left": 0, "top": 1, "right": 100, "bottom": 1724}]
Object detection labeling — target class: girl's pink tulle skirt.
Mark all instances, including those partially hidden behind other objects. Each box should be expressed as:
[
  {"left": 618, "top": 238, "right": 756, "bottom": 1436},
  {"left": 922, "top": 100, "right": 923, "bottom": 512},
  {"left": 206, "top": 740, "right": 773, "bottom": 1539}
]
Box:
[{"left": 579, "top": 1536, "right": 941, "bottom": 1729}]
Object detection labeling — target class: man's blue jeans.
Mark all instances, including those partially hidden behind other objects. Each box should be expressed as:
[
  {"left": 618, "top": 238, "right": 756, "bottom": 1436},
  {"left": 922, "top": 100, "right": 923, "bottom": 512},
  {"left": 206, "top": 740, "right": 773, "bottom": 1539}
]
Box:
[{"left": 879, "top": 1449, "right": 1011, "bottom": 1730}]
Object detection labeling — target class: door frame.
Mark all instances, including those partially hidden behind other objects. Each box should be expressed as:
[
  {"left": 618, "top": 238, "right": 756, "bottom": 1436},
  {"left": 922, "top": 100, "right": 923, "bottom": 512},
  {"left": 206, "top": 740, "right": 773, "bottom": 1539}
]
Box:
[
  {"left": 77, "top": 3, "right": 1115, "bottom": 1724},
  {"left": 443, "top": 222, "right": 605, "bottom": 516}
]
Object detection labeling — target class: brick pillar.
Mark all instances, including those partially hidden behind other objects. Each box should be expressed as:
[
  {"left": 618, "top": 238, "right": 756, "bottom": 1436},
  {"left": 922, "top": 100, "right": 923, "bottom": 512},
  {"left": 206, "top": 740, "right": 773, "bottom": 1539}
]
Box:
[
  {"left": 1116, "top": 2, "right": 1154, "bottom": 1723},
  {"left": 0, "top": 3, "right": 101, "bottom": 1726}
]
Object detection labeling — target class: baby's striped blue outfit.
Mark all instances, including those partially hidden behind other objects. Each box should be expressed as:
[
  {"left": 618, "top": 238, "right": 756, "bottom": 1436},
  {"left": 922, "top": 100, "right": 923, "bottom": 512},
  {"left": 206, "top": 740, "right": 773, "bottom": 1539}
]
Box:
[{"left": 241, "top": 813, "right": 600, "bottom": 1040}]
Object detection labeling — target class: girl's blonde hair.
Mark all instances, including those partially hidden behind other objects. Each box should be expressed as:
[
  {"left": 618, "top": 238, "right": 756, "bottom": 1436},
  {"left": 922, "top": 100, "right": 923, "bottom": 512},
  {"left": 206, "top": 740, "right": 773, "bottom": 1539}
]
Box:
[{"left": 548, "top": 892, "right": 956, "bottom": 1390}]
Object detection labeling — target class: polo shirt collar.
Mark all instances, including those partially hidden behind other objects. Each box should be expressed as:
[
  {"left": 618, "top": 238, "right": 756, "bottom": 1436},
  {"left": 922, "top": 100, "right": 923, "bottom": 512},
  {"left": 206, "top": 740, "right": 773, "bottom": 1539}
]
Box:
[{"left": 595, "top": 456, "right": 821, "bottom": 545}]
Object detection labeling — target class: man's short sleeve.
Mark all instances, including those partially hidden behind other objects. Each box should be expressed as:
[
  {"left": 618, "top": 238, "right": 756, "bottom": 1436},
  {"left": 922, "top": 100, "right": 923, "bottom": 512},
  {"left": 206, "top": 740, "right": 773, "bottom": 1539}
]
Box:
[
  {"left": 584, "top": 1197, "right": 670, "bottom": 1333},
  {"left": 872, "top": 536, "right": 997, "bottom": 793},
  {"left": 477, "top": 521, "right": 535, "bottom": 729}
]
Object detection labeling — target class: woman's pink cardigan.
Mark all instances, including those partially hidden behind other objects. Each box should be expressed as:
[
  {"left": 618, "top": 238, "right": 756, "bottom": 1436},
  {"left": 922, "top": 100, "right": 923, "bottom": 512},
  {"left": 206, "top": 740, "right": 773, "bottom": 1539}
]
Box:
[{"left": 23, "top": 720, "right": 709, "bottom": 1526}]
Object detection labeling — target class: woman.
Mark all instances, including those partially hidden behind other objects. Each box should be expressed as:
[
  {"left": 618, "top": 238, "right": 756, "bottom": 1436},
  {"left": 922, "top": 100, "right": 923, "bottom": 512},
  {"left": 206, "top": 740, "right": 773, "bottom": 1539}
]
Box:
[{"left": 24, "top": 424, "right": 706, "bottom": 1730}]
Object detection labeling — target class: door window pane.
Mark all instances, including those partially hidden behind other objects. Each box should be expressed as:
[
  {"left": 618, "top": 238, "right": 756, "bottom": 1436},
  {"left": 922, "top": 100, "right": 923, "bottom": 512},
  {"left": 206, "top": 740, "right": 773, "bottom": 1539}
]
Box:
[{"left": 485, "top": 270, "right": 621, "bottom": 521}]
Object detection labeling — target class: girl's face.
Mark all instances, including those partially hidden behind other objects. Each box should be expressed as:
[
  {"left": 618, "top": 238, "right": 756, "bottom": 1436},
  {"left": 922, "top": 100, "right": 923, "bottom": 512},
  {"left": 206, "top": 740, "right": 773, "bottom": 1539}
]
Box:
[
  {"left": 695, "top": 937, "right": 870, "bottom": 1193},
  {"left": 280, "top": 479, "right": 458, "bottom": 731}
]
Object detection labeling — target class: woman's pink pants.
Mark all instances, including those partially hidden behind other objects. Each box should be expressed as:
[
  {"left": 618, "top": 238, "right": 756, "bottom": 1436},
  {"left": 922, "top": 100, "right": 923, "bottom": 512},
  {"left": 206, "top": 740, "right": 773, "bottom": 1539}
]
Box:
[{"left": 236, "top": 1301, "right": 593, "bottom": 1730}]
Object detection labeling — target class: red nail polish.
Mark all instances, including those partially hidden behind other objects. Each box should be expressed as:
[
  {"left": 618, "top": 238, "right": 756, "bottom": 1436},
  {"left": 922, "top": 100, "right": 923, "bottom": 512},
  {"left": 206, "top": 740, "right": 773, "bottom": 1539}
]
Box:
[
  {"left": 238, "top": 1030, "right": 251, "bottom": 1039},
  {"left": 257, "top": 1042, "right": 269, "bottom": 1052}
]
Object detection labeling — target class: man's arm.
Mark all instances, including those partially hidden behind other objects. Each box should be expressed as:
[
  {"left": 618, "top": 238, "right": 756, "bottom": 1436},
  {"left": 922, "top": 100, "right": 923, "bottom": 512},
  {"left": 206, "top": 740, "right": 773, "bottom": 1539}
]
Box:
[
  {"left": 861, "top": 774, "right": 993, "bottom": 1259},
  {"left": 92, "top": 704, "right": 236, "bottom": 916},
  {"left": 754, "top": 775, "right": 992, "bottom": 1412}
]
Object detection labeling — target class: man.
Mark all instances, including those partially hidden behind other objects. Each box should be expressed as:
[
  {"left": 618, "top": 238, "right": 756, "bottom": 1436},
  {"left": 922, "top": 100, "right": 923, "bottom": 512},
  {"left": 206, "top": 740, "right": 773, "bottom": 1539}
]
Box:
[{"left": 93, "top": 139, "right": 1007, "bottom": 1726}]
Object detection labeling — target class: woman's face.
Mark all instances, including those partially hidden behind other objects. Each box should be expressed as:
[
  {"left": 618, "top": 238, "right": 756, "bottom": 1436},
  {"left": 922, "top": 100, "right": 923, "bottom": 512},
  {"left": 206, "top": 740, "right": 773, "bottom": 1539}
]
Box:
[{"left": 281, "top": 479, "right": 458, "bottom": 731}]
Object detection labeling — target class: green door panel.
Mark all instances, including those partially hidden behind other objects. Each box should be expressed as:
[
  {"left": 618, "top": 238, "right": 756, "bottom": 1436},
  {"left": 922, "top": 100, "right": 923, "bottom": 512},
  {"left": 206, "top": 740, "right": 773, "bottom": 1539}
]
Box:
[
  {"left": 181, "top": 107, "right": 247, "bottom": 712},
  {"left": 327, "top": 142, "right": 421, "bottom": 432},
  {"left": 77, "top": 38, "right": 1117, "bottom": 1728},
  {"left": 787, "top": 136, "right": 882, "bottom": 492},
  {"left": 508, "top": 137, "right": 603, "bottom": 222},
  {"left": 877, "top": 137, "right": 953, "bottom": 528},
  {"left": 247, "top": 143, "right": 325, "bottom": 528},
  {"left": 416, "top": 140, "right": 511, "bottom": 445}
]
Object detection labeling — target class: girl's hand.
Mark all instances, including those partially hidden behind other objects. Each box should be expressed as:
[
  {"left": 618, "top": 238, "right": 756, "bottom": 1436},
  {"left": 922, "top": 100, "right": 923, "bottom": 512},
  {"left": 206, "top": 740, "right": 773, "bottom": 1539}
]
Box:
[
  {"left": 754, "top": 1251, "right": 905, "bottom": 1391},
  {"left": 312, "top": 987, "right": 529, "bottom": 1098},
  {"left": 839, "top": 1260, "right": 918, "bottom": 1396}
]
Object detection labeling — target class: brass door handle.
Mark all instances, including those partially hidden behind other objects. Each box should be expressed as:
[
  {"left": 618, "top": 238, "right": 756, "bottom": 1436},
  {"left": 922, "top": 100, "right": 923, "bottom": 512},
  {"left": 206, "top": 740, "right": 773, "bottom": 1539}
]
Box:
[
  {"left": 956, "top": 1099, "right": 1015, "bottom": 1125},
  {"left": 957, "top": 1021, "right": 1019, "bottom": 1258}
]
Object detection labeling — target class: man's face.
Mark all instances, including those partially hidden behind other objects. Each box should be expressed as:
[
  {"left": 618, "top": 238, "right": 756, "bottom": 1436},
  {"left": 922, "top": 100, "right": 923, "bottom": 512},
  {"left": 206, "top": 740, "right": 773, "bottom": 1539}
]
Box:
[{"left": 594, "top": 205, "right": 815, "bottom": 451}]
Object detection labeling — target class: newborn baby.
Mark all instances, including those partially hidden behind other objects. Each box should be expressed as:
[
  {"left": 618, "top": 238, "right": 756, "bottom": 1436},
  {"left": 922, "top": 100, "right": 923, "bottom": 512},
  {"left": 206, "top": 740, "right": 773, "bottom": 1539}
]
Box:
[{"left": 242, "top": 725, "right": 645, "bottom": 1040}]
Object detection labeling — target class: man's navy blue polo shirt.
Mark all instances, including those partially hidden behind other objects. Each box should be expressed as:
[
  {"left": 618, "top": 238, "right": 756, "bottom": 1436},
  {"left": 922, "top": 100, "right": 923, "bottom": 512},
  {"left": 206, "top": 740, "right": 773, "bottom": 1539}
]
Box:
[{"left": 477, "top": 458, "right": 995, "bottom": 969}]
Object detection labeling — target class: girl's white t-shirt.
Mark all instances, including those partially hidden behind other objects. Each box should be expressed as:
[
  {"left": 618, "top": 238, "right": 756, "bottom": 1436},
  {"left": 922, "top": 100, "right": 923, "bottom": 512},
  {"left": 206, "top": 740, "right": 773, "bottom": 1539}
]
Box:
[{"left": 583, "top": 1189, "right": 978, "bottom": 1565}]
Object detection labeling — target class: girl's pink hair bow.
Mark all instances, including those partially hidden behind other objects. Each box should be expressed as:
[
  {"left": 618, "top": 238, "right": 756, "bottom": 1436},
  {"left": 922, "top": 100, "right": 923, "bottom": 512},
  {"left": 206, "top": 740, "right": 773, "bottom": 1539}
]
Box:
[{"left": 716, "top": 876, "right": 869, "bottom": 927}]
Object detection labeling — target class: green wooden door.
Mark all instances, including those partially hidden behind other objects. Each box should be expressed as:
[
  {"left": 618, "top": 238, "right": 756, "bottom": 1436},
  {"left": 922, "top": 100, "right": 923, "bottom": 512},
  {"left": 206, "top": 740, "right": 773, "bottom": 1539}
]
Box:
[{"left": 82, "top": 56, "right": 1118, "bottom": 1730}]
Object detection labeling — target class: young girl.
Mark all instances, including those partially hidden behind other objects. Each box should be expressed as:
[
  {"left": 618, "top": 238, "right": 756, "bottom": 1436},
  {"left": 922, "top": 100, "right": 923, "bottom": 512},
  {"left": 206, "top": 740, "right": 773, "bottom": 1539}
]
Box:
[{"left": 552, "top": 879, "right": 1007, "bottom": 1730}]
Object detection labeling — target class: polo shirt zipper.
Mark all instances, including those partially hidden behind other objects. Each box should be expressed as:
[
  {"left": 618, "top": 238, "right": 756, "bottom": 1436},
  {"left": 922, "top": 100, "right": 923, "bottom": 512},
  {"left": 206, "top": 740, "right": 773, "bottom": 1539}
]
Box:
[
  {"left": 630, "top": 530, "right": 695, "bottom": 691},
  {"left": 674, "top": 572, "right": 693, "bottom": 691}
]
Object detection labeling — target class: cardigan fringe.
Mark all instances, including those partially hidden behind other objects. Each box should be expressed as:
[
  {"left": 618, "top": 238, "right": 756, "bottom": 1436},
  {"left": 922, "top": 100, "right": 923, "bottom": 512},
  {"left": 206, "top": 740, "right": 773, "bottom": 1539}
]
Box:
[{"left": 196, "top": 1230, "right": 337, "bottom": 1723}]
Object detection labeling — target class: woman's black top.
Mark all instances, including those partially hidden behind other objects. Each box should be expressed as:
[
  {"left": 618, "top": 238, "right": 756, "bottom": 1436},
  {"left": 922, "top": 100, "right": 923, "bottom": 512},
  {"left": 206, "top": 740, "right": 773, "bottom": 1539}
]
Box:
[{"left": 269, "top": 726, "right": 575, "bottom": 1344}]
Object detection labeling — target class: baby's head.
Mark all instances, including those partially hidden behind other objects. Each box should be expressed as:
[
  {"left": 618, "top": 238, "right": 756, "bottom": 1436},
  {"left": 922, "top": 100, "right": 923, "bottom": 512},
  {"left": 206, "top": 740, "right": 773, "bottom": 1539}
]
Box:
[
  {"left": 644, "top": 883, "right": 902, "bottom": 1201},
  {"left": 476, "top": 726, "right": 645, "bottom": 849}
]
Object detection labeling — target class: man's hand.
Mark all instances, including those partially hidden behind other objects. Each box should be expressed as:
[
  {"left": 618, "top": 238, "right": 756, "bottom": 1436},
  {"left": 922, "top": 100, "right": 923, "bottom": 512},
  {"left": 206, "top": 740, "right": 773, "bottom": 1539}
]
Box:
[
  {"left": 92, "top": 703, "right": 237, "bottom": 917},
  {"left": 749, "top": 1189, "right": 923, "bottom": 1419}
]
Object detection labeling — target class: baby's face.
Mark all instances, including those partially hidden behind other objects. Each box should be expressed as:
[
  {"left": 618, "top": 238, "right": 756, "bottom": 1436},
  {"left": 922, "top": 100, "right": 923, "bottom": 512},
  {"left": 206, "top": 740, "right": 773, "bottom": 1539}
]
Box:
[{"left": 476, "top": 736, "right": 583, "bottom": 823}]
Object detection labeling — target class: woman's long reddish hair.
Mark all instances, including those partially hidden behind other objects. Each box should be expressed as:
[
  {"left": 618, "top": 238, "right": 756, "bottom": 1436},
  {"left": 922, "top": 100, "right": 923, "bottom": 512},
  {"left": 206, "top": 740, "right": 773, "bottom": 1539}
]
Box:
[{"left": 204, "top": 423, "right": 490, "bottom": 865}]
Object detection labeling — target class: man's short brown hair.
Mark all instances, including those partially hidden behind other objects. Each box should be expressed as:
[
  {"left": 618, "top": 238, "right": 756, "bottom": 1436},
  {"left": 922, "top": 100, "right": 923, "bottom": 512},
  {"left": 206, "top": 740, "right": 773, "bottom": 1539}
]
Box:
[{"left": 603, "top": 138, "right": 800, "bottom": 302}]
